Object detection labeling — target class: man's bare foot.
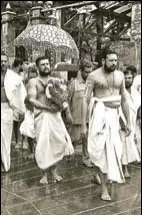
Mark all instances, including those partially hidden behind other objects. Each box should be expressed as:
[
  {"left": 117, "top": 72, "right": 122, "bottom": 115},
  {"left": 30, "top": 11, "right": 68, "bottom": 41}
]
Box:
[
  {"left": 124, "top": 166, "right": 131, "bottom": 178},
  {"left": 39, "top": 175, "right": 48, "bottom": 184},
  {"left": 22, "top": 142, "right": 28, "bottom": 150},
  {"left": 93, "top": 174, "right": 101, "bottom": 185},
  {"left": 83, "top": 159, "right": 94, "bottom": 168},
  {"left": 51, "top": 169, "right": 63, "bottom": 182},
  {"left": 124, "top": 171, "right": 131, "bottom": 178},
  {"left": 53, "top": 175, "right": 63, "bottom": 183},
  {"left": 66, "top": 155, "right": 73, "bottom": 162},
  {"left": 1, "top": 165, "right": 5, "bottom": 173},
  {"left": 101, "top": 186, "right": 111, "bottom": 201},
  {"left": 15, "top": 143, "right": 21, "bottom": 149},
  {"left": 28, "top": 153, "right": 34, "bottom": 160}
]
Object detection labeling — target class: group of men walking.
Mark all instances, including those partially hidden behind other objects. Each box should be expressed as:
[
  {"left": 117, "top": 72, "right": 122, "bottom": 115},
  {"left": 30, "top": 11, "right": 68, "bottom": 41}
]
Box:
[{"left": 1, "top": 49, "right": 141, "bottom": 201}]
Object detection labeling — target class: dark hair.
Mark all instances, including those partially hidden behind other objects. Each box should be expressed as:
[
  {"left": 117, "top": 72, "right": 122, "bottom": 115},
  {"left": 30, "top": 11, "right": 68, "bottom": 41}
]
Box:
[
  {"left": 101, "top": 49, "right": 118, "bottom": 60},
  {"left": 125, "top": 65, "right": 137, "bottom": 76},
  {"left": 28, "top": 66, "right": 38, "bottom": 75},
  {"left": 13, "top": 58, "right": 23, "bottom": 68},
  {"left": 36, "top": 56, "right": 50, "bottom": 67},
  {"left": 79, "top": 59, "right": 93, "bottom": 71}
]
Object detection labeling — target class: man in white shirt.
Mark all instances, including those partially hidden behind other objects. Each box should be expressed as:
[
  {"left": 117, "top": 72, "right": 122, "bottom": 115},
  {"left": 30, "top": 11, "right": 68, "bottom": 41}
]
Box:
[{"left": 1, "top": 53, "right": 26, "bottom": 172}]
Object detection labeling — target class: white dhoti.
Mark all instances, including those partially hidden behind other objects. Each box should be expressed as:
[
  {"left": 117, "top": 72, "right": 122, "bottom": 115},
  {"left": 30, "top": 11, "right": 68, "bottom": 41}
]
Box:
[
  {"left": 120, "top": 129, "right": 140, "bottom": 165},
  {"left": 1, "top": 103, "right": 13, "bottom": 172},
  {"left": 88, "top": 96, "right": 125, "bottom": 183},
  {"left": 20, "top": 110, "right": 35, "bottom": 139},
  {"left": 1, "top": 69, "right": 27, "bottom": 172},
  {"left": 135, "top": 120, "right": 141, "bottom": 156},
  {"left": 34, "top": 110, "right": 74, "bottom": 170},
  {"left": 119, "top": 87, "right": 141, "bottom": 164}
]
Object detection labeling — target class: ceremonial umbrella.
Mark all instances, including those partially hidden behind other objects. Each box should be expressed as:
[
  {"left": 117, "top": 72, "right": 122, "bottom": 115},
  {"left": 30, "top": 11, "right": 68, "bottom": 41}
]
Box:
[{"left": 14, "top": 24, "right": 79, "bottom": 60}]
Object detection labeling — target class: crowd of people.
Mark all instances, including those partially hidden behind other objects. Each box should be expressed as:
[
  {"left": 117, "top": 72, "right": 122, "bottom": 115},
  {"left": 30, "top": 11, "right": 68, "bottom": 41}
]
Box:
[{"left": 1, "top": 49, "right": 141, "bottom": 201}]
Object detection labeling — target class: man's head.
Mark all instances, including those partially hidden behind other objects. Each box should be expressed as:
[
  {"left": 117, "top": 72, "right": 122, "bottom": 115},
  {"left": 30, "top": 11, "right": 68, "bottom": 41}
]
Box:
[
  {"left": 22, "top": 61, "right": 30, "bottom": 72},
  {"left": 124, "top": 65, "right": 137, "bottom": 89},
  {"left": 36, "top": 56, "right": 51, "bottom": 77},
  {"left": 13, "top": 58, "right": 23, "bottom": 73},
  {"left": 79, "top": 59, "right": 93, "bottom": 81},
  {"left": 1, "top": 52, "right": 8, "bottom": 73},
  {"left": 102, "top": 49, "right": 118, "bottom": 73},
  {"left": 28, "top": 63, "right": 38, "bottom": 80}
]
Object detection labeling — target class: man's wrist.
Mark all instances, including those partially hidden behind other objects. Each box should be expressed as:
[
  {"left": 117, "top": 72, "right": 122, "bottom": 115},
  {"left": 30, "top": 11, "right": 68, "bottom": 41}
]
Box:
[{"left": 63, "top": 102, "right": 68, "bottom": 109}]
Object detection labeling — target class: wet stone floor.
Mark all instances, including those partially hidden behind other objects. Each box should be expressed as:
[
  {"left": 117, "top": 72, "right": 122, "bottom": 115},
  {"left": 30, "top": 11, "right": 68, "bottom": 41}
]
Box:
[{"left": 1, "top": 144, "right": 141, "bottom": 215}]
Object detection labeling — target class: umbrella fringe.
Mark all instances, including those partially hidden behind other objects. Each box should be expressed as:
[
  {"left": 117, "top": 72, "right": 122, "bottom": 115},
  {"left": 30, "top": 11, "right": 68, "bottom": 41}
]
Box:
[{"left": 13, "top": 24, "right": 79, "bottom": 59}]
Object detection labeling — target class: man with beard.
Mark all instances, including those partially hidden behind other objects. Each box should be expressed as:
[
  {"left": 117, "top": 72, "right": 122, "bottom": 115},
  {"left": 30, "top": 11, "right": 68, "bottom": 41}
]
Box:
[
  {"left": 81, "top": 49, "right": 131, "bottom": 201},
  {"left": 28, "top": 56, "right": 74, "bottom": 184},
  {"left": 120, "top": 66, "right": 141, "bottom": 176},
  {"left": 1, "top": 53, "right": 26, "bottom": 172},
  {"left": 68, "top": 59, "right": 94, "bottom": 167}
]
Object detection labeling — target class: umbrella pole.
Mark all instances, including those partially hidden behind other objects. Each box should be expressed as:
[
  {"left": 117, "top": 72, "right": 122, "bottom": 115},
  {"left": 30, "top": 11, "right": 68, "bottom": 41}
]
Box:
[{"left": 78, "top": 13, "right": 85, "bottom": 60}]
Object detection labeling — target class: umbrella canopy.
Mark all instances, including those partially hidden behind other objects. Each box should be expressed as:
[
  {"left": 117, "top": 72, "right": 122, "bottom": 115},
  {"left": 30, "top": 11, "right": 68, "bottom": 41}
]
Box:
[{"left": 14, "top": 24, "right": 79, "bottom": 59}]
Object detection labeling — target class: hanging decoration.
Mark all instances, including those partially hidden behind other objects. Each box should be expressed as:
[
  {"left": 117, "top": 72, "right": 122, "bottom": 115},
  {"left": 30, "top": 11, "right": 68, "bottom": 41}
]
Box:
[{"left": 14, "top": 24, "right": 79, "bottom": 61}]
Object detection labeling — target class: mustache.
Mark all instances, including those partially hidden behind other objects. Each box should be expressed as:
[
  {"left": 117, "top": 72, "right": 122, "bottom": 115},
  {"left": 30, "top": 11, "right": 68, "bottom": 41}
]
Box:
[
  {"left": 111, "top": 65, "right": 116, "bottom": 68},
  {"left": 43, "top": 68, "right": 50, "bottom": 72}
]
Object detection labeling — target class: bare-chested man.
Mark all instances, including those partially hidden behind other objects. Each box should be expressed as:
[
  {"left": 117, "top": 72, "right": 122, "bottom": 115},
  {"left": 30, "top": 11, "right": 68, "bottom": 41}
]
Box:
[
  {"left": 81, "top": 49, "right": 131, "bottom": 201},
  {"left": 28, "top": 56, "right": 74, "bottom": 184}
]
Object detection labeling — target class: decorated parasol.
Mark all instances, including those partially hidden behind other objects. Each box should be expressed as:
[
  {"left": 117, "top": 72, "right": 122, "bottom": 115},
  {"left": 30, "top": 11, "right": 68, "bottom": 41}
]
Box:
[{"left": 14, "top": 24, "right": 79, "bottom": 60}]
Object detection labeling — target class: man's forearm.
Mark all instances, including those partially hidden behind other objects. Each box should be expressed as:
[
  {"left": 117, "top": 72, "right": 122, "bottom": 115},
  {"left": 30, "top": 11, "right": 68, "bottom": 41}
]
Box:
[
  {"left": 121, "top": 98, "right": 131, "bottom": 125},
  {"left": 29, "top": 98, "right": 51, "bottom": 111},
  {"left": 65, "top": 105, "right": 71, "bottom": 115}
]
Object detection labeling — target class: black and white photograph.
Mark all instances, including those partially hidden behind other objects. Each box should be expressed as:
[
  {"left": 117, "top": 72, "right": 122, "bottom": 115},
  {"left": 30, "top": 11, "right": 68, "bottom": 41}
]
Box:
[{"left": 1, "top": 1, "right": 141, "bottom": 214}]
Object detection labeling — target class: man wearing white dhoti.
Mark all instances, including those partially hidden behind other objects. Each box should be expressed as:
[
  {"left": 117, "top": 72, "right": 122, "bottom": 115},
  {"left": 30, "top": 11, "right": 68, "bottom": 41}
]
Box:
[
  {"left": 133, "top": 73, "right": 141, "bottom": 95},
  {"left": 132, "top": 72, "right": 141, "bottom": 155},
  {"left": 20, "top": 63, "right": 38, "bottom": 158},
  {"left": 28, "top": 56, "right": 74, "bottom": 184},
  {"left": 120, "top": 67, "right": 141, "bottom": 177},
  {"left": 81, "top": 49, "right": 131, "bottom": 201},
  {"left": 1, "top": 52, "right": 27, "bottom": 172},
  {"left": 68, "top": 59, "right": 94, "bottom": 167},
  {"left": 12, "top": 58, "right": 27, "bottom": 149}
]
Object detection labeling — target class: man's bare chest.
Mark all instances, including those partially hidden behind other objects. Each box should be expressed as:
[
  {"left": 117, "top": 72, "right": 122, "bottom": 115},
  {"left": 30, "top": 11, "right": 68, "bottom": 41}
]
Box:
[
  {"left": 94, "top": 73, "right": 122, "bottom": 89},
  {"left": 36, "top": 79, "right": 47, "bottom": 95}
]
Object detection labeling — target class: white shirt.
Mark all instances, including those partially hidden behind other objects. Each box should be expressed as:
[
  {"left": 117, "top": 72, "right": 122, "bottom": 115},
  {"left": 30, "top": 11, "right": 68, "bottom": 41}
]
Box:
[{"left": 133, "top": 74, "right": 141, "bottom": 95}]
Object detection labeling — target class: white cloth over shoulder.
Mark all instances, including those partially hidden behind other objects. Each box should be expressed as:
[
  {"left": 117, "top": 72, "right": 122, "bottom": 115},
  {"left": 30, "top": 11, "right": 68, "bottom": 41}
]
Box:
[
  {"left": 88, "top": 95, "right": 125, "bottom": 183},
  {"left": 1, "top": 103, "right": 13, "bottom": 172},
  {"left": 119, "top": 87, "right": 141, "bottom": 164},
  {"left": 34, "top": 110, "right": 74, "bottom": 170},
  {"left": 132, "top": 74, "right": 141, "bottom": 95},
  {"left": 4, "top": 69, "right": 27, "bottom": 115}
]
